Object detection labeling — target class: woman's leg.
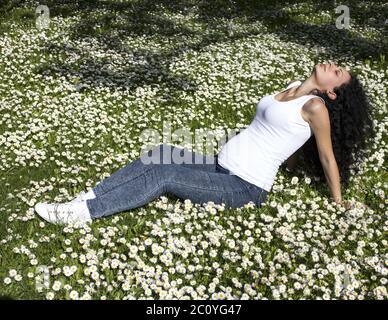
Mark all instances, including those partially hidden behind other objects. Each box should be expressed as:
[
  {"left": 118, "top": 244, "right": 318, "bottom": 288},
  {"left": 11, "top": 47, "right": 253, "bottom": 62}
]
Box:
[
  {"left": 90, "top": 144, "right": 217, "bottom": 198},
  {"left": 86, "top": 159, "right": 267, "bottom": 219}
]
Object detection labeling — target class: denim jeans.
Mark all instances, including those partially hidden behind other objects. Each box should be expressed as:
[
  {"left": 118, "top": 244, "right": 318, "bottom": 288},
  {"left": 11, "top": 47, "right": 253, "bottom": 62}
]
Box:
[{"left": 86, "top": 144, "right": 268, "bottom": 219}]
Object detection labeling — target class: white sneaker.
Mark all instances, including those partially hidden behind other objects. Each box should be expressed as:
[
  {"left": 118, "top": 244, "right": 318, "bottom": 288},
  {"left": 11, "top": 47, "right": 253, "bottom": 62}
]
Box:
[
  {"left": 34, "top": 201, "right": 92, "bottom": 225},
  {"left": 69, "top": 190, "right": 87, "bottom": 203},
  {"left": 69, "top": 189, "right": 96, "bottom": 204}
]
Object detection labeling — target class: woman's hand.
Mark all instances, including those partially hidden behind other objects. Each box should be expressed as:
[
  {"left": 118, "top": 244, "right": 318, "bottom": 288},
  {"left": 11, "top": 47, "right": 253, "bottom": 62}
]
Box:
[
  {"left": 339, "top": 199, "right": 370, "bottom": 210},
  {"left": 341, "top": 199, "right": 355, "bottom": 210}
]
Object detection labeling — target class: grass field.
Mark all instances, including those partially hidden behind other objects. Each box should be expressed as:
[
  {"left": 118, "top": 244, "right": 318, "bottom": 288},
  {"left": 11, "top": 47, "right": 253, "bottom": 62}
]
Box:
[{"left": 0, "top": 0, "right": 387, "bottom": 300}]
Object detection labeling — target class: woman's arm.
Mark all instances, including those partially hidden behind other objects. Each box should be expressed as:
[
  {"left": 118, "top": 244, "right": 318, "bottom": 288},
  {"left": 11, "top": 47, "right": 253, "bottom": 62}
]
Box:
[
  {"left": 320, "top": 158, "right": 342, "bottom": 203},
  {"left": 301, "top": 98, "right": 369, "bottom": 210},
  {"left": 303, "top": 99, "right": 342, "bottom": 204}
]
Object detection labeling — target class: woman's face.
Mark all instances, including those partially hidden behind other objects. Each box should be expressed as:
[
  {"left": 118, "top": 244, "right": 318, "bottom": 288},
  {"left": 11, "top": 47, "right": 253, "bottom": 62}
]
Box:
[{"left": 313, "top": 62, "right": 351, "bottom": 98}]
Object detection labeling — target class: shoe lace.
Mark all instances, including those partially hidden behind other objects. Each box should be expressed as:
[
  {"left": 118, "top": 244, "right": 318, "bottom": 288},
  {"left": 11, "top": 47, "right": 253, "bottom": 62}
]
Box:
[{"left": 48, "top": 203, "right": 75, "bottom": 224}]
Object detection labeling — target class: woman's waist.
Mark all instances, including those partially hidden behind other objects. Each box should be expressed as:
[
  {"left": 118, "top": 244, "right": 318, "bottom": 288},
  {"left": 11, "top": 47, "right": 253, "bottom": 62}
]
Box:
[
  {"left": 215, "top": 155, "right": 230, "bottom": 174},
  {"left": 216, "top": 156, "right": 272, "bottom": 192}
]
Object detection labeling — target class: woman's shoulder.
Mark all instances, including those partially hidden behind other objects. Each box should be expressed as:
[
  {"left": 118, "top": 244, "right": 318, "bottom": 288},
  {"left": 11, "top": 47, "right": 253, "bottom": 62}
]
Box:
[{"left": 301, "top": 97, "right": 328, "bottom": 123}]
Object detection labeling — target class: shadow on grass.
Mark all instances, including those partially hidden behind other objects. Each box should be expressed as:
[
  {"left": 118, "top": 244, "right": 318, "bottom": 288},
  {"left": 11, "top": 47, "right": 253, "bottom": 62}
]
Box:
[{"left": 13, "top": 0, "right": 384, "bottom": 97}]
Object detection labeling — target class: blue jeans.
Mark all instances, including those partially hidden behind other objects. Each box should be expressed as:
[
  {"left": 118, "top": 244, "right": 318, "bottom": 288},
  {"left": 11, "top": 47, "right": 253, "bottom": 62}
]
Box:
[{"left": 86, "top": 144, "right": 268, "bottom": 219}]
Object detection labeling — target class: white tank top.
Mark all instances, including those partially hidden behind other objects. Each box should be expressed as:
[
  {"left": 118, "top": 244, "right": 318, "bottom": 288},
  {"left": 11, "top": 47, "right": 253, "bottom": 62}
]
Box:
[{"left": 217, "top": 80, "right": 325, "bottom": 192}]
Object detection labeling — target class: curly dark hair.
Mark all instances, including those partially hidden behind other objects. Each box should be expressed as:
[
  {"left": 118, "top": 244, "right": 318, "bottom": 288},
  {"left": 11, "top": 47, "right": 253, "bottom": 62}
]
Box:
[{"left": 300, "top": 72, "right": 375, "bottom": 187}]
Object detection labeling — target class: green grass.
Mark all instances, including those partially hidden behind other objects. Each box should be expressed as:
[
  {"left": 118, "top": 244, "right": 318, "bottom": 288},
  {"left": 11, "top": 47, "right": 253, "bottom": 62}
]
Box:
[{"left": 0, "top": 0, "right": 387, "bottom": 300}]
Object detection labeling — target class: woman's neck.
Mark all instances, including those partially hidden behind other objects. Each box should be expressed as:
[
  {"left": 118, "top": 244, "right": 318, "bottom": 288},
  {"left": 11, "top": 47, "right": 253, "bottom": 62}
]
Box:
[{"left": 293, "top": 77, "right": 321, "bottom": 96}]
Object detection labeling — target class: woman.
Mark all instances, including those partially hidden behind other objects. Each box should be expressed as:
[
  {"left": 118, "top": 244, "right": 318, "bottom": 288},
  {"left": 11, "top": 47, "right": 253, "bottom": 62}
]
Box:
[{"left": 34, "top": 62, "right": 374, "bottom": 225}]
